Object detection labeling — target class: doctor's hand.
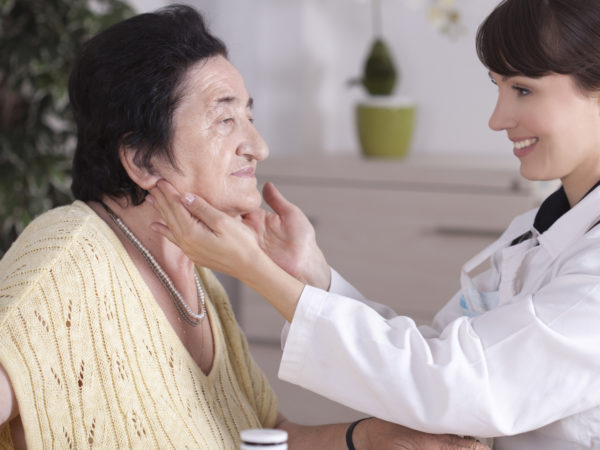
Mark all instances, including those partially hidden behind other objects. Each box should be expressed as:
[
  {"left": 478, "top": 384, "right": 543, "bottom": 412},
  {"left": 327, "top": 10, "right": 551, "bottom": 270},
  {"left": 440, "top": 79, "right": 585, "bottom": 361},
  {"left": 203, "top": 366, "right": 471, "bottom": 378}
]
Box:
[
  {"left": 353, "top": 418, "right": 490, "bottom": 450},
  {"left": 148, "top": 180, "right": 263, "bottom": 279},
  {"left": 242, "top": 182, "right": 331, "bottom": 290}
]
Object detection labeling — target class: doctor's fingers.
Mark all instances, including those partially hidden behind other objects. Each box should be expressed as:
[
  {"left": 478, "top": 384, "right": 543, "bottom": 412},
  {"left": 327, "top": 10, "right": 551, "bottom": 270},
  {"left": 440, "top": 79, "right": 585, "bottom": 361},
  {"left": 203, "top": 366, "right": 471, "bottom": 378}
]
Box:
[
  {"left": 150, "top": 180, "right": 218, "bottom": 236},
  {"left": 149, "top": 220, "right": 177, "bottom": 245},
  {"left": 147, "top": 181, "right": 190, "bottom": 237},
  {"left": 262, "top": 182, "right": 300, "bottom": 218},
  {"left": 362, "top": 419, "right": 490, "bottom": 450},
  {"left": 241, "top": 207, "right": 268, "bottom": 234},
  {"left": 400, "top": 434, "right": 489, "bottom": 450},
  {"left": 437, "top": 435, "right": 490, "bottom": 450}
]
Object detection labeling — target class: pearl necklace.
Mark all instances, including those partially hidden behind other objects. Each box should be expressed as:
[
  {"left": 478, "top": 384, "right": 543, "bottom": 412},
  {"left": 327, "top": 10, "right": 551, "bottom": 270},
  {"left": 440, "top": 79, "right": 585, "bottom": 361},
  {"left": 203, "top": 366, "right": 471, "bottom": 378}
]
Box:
[{"left": 103, "top": 203, "right": 206, "bottom": 326}]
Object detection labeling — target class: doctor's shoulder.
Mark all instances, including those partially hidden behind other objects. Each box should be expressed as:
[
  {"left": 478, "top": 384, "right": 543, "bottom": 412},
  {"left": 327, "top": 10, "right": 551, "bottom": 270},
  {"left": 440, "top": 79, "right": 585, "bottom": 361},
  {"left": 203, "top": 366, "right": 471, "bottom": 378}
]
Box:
[{"left": 558, "top": 223, "right": 600, "bottom": 274}]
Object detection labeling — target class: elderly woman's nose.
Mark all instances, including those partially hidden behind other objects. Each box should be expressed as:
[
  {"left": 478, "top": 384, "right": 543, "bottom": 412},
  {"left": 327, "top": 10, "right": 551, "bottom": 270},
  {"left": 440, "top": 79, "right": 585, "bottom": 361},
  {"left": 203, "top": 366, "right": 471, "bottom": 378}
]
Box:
[{"left": 237, "top": 127, "right": 269, "bottom": 160}]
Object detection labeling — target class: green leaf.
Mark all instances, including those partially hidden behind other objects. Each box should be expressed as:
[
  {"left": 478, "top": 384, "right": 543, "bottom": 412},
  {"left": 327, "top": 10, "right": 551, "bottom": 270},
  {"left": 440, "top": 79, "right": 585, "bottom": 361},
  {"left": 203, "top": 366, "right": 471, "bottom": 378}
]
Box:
[{"left": 0, "top": 0, "right": 134, "bottom": 257}]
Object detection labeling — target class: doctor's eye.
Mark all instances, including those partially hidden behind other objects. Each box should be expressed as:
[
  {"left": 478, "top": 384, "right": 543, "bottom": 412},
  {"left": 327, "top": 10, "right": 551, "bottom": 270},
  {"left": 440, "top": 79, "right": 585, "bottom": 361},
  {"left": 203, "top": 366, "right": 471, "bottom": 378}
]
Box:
[{"left": 512, "top": 85, "right": 531, "bottom": 96}]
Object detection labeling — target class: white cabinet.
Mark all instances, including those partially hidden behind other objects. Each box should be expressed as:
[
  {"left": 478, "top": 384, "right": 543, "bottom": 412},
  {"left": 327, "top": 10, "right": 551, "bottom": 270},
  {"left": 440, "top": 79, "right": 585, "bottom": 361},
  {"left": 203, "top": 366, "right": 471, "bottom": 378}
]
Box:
[{"left": 237, "top": 154, "right": 549, "bottom": 424}]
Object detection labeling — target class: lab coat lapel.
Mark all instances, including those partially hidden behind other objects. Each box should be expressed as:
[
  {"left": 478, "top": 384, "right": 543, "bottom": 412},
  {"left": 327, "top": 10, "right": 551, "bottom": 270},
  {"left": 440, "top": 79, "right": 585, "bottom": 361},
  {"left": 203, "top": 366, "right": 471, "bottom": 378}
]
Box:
[
  {"left": 498, "top": 239, "right": 536, "bottom": 300},
  {"left": 500, "top": 187, "right": 600, "bottom": 301},
  {"left": 459, "top": 210, "right": 536, "bottom": 315},
  {"left": 538, "top": 187, "right": 600, "bottom": 259}
]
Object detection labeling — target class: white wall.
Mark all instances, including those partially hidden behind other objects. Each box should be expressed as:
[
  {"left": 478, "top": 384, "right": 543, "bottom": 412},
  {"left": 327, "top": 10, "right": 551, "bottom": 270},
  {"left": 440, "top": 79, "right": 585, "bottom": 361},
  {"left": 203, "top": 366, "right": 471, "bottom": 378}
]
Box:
[{"left": 128, "top": 0, "right": 509, "bottom": 158}]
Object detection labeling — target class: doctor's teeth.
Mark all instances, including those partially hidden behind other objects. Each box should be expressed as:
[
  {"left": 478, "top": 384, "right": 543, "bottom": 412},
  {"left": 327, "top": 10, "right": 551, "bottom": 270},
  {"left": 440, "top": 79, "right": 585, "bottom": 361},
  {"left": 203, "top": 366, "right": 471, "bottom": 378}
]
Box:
[{"left": 514, "top": 138, "right": 539, "bottom": 149}]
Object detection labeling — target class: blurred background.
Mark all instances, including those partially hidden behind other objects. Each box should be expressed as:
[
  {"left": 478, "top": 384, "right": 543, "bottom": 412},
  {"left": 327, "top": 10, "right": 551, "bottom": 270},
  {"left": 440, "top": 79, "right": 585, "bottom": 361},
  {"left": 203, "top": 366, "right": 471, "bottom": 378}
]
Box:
[
  {"left": 129, "top": 0, "right": 505, "bottom": 157},
  {"left": 0, "top": 0, "right": 512, "bottom": 256}
]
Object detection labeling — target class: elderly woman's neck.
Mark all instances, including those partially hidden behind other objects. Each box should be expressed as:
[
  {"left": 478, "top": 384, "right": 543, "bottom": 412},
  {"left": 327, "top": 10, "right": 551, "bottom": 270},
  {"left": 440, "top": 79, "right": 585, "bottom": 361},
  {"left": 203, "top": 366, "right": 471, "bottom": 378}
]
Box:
[{"left": 92, "top": 196, "right": 195, "bottom": 274}]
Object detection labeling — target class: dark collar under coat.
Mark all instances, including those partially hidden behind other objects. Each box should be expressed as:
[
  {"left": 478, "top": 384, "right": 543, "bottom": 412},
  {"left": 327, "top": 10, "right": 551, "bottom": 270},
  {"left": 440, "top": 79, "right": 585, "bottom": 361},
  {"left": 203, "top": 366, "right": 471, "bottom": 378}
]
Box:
[{"left": 511, "top": 180, "right": 600, "bottom": 246}]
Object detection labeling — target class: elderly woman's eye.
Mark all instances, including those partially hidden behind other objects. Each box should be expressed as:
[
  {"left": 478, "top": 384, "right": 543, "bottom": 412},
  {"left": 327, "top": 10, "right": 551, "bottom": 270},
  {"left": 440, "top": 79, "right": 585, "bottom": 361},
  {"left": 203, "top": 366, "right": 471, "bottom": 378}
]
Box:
[{"left": 222, "top": 117, "right": 234, "bottom": 124}]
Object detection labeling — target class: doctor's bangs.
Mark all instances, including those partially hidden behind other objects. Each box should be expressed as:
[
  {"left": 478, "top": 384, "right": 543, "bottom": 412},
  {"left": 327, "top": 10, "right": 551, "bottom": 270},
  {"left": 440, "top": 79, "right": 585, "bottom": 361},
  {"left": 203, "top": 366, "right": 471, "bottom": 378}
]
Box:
[{"left": 476, "top": 0, "right": 600, "bottom": 92}]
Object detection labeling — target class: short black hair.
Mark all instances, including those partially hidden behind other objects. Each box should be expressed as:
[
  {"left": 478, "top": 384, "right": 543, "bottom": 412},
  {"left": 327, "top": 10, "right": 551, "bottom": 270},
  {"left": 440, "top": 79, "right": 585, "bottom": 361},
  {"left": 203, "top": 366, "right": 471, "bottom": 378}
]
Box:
[
  {"left": 69, "top": 4, "right": 227, "bottom": 204},
  {"left": 476, "top": 0, "right": 600, "bottom": 92}
]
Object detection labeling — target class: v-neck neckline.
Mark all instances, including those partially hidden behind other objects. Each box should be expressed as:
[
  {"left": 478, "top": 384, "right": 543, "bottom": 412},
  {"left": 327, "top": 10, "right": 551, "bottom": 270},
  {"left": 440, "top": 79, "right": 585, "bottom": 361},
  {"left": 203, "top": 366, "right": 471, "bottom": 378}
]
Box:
[{"left": 83, "top": 200, "right": 222, "bottom": 381}]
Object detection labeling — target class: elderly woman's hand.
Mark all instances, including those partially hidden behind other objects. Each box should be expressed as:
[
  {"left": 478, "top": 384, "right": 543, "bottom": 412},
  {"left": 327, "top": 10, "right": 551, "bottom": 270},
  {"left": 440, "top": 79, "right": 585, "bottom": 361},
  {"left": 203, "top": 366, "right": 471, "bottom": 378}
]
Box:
[{"left": 242, "top": 182, "right": 331, "bottom": 290}]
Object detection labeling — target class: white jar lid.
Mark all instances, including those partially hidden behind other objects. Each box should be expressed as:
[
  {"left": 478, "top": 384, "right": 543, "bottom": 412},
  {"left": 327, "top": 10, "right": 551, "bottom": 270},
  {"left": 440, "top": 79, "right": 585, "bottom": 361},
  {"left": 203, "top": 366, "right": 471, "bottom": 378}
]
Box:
[{"left": 241, "top": 429, "right": 288, "bottom": 444}]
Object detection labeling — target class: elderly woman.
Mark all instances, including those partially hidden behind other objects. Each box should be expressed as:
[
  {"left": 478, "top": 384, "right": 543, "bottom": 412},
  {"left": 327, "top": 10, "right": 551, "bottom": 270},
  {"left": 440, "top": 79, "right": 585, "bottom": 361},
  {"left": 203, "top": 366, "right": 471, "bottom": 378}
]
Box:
[{"left": 0, "top": 5, "right": 487, "bottom": 450}]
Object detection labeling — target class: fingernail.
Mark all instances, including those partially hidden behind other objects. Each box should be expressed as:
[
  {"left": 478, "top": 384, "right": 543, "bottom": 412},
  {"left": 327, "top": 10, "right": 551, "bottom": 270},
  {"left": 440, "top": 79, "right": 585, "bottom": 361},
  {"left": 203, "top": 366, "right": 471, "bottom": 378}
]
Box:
[
  {"left": 183, "top": 193, "right": 195, "bottom": 205},
  {"left": 146, "top": 195, "right": 155, "bottom": 205}
]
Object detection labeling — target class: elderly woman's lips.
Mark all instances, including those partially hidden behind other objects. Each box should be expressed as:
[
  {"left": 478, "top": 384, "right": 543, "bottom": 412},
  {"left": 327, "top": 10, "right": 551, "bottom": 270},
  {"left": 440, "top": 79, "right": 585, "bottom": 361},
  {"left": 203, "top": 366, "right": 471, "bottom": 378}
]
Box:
[{"left": 232, "top": 167, "right": 255, "bottom": 177}]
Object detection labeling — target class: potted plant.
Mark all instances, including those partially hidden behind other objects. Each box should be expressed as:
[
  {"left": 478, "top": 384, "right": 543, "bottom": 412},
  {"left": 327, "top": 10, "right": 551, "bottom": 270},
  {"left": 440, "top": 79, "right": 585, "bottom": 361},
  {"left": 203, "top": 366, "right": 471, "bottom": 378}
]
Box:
[
  {"left": 0, "top": 0, "right": 133, "bottom": 257},
  {"left": 350, "top": 0, "right": 463, "bottom": 158}
]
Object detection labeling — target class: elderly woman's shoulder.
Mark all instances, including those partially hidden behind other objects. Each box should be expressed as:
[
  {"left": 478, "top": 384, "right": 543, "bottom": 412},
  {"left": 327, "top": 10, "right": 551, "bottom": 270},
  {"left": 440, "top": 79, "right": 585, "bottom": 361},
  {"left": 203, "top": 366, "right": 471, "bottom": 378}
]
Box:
[
  {"left": 2, "top": 201, "right": 102, "bottom": 257},
  {"left": 0, "top": 201, "right": 111, "bottom": 300}
]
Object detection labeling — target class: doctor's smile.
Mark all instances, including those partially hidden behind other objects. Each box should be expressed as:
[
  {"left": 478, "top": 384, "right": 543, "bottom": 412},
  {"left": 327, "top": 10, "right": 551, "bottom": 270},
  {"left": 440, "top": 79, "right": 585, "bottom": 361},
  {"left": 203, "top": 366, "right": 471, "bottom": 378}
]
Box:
[{"left": 512, "top": 137, "right": 538, "bottom": 158}]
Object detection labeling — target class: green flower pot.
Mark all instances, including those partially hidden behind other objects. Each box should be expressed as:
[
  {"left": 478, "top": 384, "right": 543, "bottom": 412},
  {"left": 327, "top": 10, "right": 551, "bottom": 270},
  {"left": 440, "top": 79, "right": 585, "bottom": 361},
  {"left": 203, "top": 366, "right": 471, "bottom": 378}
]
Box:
[{"left": 356, "top": 97, "right": 416, "bottom": 158}]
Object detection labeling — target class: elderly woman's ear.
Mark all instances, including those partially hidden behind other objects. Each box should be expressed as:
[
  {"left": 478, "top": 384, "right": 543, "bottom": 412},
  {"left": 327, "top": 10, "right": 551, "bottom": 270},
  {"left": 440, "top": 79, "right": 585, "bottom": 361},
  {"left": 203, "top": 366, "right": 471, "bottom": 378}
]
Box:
[{"left": 119, "top": 145, "right": 162, "bottom": 191}]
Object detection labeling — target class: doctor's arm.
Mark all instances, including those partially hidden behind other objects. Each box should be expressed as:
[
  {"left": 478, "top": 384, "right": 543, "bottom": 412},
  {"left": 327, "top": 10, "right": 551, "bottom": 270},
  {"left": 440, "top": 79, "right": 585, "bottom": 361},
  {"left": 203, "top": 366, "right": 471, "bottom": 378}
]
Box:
[{"left": 278, "top": 273, "right": 600, "bottom": 437}]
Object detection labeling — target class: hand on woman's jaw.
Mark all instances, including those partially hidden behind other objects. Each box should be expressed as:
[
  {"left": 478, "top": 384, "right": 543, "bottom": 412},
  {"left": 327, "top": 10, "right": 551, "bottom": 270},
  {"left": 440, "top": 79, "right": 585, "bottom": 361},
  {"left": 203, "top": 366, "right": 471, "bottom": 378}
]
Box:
[
  {"left": 147, "top": 179, "right": 331, "bottom": 289},
  {"left": 147, "top": 179, "right": 266, "bottom": 280},
  {"left": 148, "top": 179, "right": 304, "bottom": 322}
]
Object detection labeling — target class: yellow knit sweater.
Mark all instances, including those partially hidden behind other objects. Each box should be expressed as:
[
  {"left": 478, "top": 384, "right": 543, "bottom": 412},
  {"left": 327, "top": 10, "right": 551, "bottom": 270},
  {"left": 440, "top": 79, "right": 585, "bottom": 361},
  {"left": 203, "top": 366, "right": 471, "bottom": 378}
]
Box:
[{"left": 0, "top": 201, "right": 278, "bottom": 449}]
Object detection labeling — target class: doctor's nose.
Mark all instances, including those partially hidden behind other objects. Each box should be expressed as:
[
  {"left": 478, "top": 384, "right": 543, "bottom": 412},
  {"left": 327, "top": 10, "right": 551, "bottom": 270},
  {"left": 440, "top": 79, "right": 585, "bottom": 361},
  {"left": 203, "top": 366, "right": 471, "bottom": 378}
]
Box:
[{"left": 488, "top": 98, "right": 517, "bottom": 132}]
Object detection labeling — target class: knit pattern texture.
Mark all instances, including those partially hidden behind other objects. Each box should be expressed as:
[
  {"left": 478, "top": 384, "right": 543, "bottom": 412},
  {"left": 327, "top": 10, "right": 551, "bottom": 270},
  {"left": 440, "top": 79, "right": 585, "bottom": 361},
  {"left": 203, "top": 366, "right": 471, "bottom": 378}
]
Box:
[{"left": 0, "top": 201, "right": 278, "bottom": 449}]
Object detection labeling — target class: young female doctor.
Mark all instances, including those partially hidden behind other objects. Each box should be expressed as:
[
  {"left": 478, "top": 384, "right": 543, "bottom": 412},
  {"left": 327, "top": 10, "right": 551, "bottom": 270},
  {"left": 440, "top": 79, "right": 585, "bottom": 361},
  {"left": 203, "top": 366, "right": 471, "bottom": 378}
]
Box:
[{"left": 148, "top": 0, "right": 600, "bottom": 447}]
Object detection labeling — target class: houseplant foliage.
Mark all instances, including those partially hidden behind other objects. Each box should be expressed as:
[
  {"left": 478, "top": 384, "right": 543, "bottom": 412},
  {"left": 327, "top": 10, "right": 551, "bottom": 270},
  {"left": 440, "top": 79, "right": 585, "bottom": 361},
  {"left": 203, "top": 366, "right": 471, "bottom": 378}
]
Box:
[
  {"left": 362, "top": 38, "right": 397, "bottom": 96},
  {"left": 351, "top": 0, "right": 464, "bottom": 95},
  {"left": 350, "top": 0, "right": 463, "bottom": 158},
  {"left": 0, "top": 0, "right": 133, "bottom": 257}
]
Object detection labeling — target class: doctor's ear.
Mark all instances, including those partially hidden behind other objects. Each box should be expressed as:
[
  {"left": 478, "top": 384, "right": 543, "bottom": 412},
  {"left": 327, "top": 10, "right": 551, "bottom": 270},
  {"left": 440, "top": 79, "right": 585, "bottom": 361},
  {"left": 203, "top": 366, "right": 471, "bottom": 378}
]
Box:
[{"left": 119, "top": 145, "right": 161, "bottom": 191}]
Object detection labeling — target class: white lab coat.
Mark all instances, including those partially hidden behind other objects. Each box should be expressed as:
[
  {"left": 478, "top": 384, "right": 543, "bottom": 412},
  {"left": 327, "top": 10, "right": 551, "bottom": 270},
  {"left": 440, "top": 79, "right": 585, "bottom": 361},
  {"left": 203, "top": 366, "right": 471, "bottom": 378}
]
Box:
[{"left": 279, "top": 186, "right": 600, "bottom": 449}]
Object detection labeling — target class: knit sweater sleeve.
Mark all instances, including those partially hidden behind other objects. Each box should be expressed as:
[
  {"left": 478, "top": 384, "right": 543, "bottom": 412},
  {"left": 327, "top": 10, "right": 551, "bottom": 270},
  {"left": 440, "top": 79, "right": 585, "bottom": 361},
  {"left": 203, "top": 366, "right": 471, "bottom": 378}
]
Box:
[
  {"left": 0, "top": 205, "right": 102, "bottom": 448},
  {"left": 198, "top": 269, "right": 279, "bottom": 428}
]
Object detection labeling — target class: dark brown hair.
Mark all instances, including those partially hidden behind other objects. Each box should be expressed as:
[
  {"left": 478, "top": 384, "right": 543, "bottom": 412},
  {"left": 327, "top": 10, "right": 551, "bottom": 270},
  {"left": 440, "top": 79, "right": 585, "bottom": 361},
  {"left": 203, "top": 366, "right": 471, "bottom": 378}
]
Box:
[
  {"left": 476, "top": 0, "right": 600, "bottom": 91},
  {"left": 69, "top": 5, "right": 227, "bottom": 205}
]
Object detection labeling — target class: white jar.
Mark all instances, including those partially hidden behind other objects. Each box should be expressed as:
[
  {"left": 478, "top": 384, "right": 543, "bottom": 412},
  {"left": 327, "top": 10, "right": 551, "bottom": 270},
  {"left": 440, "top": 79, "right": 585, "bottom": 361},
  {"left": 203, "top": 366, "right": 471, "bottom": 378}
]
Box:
[{"left": 240, "top": 429, "right": 288, "bottom": 450}]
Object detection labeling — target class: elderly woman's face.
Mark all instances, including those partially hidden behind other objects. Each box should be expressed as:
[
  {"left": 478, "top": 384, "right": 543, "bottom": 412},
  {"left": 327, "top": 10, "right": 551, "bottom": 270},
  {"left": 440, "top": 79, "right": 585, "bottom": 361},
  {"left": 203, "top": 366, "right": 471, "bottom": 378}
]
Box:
[{"left": 155, "top": 55, "right": 269, "bottom": 217}]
